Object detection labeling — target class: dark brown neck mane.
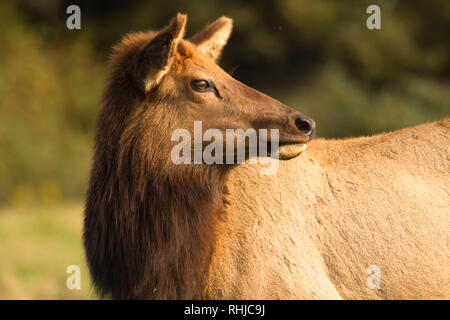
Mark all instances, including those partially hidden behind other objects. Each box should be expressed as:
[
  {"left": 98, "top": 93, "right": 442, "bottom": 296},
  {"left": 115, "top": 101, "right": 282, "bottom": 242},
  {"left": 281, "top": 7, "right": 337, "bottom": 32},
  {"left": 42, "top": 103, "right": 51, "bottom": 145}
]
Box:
[{"left": 85, "top": 144, "right": 228, "bottom": 298}]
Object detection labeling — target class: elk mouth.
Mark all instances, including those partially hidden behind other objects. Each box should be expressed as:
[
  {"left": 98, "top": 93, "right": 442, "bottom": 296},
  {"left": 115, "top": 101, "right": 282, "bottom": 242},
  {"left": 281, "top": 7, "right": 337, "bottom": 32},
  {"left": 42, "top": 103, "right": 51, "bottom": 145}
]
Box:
[
  {"left": 272, "top": 131, "right": 310, "bottom": 160},
  {"left": 278, "top": 142, "right": 307, "bottom": 160},
  {"left": 266, "top": 137, "right": 308, "bottom": 160}
]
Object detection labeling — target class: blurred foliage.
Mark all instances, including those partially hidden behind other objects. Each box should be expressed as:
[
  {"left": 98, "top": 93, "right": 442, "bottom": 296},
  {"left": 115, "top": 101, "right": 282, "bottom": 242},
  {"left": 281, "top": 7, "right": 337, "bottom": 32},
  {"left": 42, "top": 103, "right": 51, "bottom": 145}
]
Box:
[
  {"left": 0, "top": 2, "right": 102, "bottom": 204},
  {"left": 0, "top": 0, "right": 449, "bottom": 203}
]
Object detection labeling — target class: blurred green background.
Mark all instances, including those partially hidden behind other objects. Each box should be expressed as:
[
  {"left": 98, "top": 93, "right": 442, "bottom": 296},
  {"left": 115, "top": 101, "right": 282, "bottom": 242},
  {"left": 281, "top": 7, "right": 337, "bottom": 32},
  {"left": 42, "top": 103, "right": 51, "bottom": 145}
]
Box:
[{"left": 0, "top": 0, "right": 449, "bottom": 299}]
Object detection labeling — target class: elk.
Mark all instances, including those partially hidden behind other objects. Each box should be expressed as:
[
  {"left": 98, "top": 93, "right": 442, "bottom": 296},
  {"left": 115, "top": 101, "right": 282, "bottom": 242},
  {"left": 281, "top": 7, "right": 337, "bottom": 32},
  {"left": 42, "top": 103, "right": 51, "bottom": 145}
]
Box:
[{"left": 84, "top": 14, "right": 450, "bottom": 299}]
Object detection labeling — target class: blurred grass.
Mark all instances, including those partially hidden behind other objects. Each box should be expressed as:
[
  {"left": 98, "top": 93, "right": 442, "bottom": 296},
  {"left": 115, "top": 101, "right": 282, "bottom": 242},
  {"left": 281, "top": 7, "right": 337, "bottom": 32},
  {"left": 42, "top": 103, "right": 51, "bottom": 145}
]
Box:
[{"left": 0, "top": 202, "right": 95, "bottom": 299}]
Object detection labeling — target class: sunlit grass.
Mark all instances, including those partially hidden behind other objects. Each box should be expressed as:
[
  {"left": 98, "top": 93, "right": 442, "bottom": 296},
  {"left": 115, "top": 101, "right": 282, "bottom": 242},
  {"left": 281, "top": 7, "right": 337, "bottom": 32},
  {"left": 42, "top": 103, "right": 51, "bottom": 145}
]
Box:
[{"left": 0, "top": 202, "right": 97, "bottom": 299}]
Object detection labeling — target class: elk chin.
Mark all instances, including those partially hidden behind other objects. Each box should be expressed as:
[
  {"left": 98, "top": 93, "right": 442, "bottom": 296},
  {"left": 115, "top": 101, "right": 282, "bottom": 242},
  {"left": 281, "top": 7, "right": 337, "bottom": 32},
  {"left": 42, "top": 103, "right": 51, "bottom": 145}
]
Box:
[{"left": 278, "top": 143, "right": 307, "bottom": 160}]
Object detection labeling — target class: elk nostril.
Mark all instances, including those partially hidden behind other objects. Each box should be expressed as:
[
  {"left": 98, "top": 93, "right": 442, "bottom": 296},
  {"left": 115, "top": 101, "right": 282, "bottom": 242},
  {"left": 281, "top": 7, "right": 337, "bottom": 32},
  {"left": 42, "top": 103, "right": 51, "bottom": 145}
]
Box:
[{"left": 295, "top": 117, "right": 313, "bottom": 136}]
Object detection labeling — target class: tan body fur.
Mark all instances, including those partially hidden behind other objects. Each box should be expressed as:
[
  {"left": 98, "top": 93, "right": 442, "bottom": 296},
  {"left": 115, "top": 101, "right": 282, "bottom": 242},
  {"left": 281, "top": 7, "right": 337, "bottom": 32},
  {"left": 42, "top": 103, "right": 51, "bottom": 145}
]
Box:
[{"left": 206, "top": 119, "right": 450, "bottom": 299}]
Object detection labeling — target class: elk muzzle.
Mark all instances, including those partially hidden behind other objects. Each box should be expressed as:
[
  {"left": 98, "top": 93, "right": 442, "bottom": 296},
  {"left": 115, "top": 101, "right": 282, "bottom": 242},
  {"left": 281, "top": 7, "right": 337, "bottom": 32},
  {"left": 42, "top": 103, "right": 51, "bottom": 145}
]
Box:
[{"left": 278, "top": 113, "right": 316, "bottom": 160}]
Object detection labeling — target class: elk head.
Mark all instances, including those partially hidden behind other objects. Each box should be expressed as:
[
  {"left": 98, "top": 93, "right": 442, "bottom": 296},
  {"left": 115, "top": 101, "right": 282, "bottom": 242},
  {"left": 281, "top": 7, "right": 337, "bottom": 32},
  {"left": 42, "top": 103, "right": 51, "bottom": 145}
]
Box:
[{"left": 106, "top": 13, "right": 315, "bottom": 175}]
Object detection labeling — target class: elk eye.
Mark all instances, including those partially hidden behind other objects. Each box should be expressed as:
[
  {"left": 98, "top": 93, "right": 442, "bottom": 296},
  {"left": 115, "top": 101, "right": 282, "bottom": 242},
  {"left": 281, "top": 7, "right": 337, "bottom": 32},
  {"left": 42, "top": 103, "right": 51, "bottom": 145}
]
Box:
[{"left": 191, "top": 79, "right": 211, "bottom": 92}]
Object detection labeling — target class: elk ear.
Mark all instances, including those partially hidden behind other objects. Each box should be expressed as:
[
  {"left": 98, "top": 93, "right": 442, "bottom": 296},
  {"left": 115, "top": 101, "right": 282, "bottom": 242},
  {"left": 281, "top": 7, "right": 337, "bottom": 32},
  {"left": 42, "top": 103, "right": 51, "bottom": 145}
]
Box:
[
  {"left": 190, "top": 16, "right": 232, "bottom": 61},
  {"left": 139, "top": 13, "right": 187, "bottom": 93}
]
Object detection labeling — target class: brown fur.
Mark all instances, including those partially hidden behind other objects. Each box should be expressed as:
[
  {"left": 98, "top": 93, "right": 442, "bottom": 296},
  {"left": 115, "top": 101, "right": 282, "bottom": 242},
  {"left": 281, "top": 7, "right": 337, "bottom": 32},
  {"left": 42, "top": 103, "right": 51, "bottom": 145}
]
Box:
[
  {"left": 205, "top": 118, "right": 450, "bottom": 299},
  {"left": 84, "top": 14, "right": 449, "bottom": 299}
]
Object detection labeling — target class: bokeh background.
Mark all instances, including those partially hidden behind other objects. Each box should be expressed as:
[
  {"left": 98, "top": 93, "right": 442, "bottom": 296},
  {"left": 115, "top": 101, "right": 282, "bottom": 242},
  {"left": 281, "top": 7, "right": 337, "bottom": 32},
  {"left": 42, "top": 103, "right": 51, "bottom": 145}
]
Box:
[{"left": 0, "top": 0, "right": 449, "bottom": 299}]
